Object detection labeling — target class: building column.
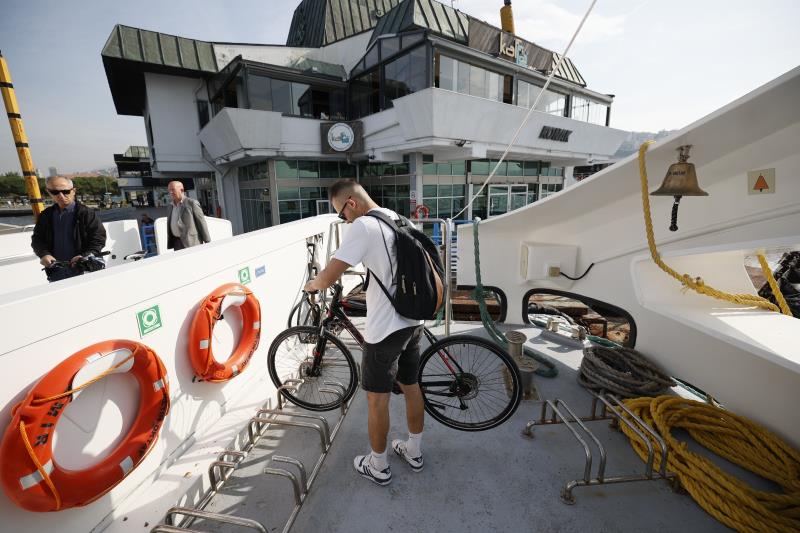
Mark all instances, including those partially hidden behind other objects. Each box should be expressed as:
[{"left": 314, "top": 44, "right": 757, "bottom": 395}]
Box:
[
  {"left": 563, "top": 166, "right": 577, "bottom": 188},
  {"left": 268, "top": 160, "right": 280, "bottom": 227},
  {"left": 409, "top": 152, "right": 424, "bottom": 214}
]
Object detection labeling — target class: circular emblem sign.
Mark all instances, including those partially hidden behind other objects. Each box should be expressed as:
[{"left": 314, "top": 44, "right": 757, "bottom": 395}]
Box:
[{"left": 327, "top": 123, "right": 355, "bottom": 152}]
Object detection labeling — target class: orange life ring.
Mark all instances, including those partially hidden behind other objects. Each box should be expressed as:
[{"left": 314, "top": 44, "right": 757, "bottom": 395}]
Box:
[
  {"left": 189, "top": 283, "right": 261, "bottom": 382},
  {"left": 414, "top": 204, "right": 430, "bottom": 219},
  {"left": 0, "top": 340, "right": 169, "bottom": 512}
]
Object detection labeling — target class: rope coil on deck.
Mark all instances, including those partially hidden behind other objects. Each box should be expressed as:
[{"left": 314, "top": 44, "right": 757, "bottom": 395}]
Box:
[
  {"left": 619, "top": 396, "right": 800, "bottom": 533},
  {"left": 578, "top": 346, "right": 674, "bottom": 398}
]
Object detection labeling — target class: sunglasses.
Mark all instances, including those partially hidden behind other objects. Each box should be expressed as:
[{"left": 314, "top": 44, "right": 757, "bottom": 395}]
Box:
[
  {"left": 47, "top": 188, "right": 73, "bottom": 196},
  {"left": 337, "top": 196, "right": 352, "bottom": 221}
]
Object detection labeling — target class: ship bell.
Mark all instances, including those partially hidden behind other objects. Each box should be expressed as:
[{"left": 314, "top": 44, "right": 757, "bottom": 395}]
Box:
[{"left": 651, "top": 145, "right": 708, "bottom": 197}]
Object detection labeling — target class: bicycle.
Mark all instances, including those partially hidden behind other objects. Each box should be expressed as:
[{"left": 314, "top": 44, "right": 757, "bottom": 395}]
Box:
[
  {"left": 42, "top": 252, "right": 108, "bottom": 281},
  {"left": 267, "top": 283, "right": 522, "bottom": 431}
]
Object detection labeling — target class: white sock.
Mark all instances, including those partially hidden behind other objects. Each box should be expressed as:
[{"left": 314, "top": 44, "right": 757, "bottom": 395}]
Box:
[
  {"left": 370, "top": 449, "right": 388, "bottom": 470},
  {"left": 406, "top": 432, "right": 422, "bottom": 457}
]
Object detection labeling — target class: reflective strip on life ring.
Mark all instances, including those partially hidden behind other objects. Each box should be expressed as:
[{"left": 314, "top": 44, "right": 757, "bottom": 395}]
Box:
[
  {"left": 0, "top": 340, "right": 170, "bottom": 512},
  {"left": 188, "top": 283, "right": 261, "bottom": 382}
]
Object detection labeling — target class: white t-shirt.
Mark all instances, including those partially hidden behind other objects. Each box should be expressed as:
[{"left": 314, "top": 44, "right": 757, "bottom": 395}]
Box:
[{"left": 333, "top": 207, "right": 422, "bottom": 343}]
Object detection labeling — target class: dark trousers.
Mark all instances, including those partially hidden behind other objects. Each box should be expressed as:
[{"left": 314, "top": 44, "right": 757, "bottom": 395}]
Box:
[{"left": 172, "top": 237, "right": 185, "bottom": 250}]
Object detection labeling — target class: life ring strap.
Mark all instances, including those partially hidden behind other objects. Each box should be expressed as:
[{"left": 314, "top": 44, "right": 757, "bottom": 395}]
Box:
[
  {"left": 18, "top": 420, "right": 61, "bottom": 510},
  {"left": 30, "top": 351, "right": 136, "bottom": 406}
]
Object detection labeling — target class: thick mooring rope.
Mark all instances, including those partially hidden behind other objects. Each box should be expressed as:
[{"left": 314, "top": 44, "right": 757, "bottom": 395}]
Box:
[
  {"left": 578, "top": 345, "right": 674, "bottom": 398},
  {"left": 620, "top": 396, "right": 800, "bottom": 533},
  {"left": 472, "top": 219, "right": 558, "bottom": 377}
]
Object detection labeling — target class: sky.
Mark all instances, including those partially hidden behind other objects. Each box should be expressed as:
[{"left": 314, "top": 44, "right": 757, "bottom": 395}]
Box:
[{"left": 0, "top": 0, "right": 797, "bottom": 173}]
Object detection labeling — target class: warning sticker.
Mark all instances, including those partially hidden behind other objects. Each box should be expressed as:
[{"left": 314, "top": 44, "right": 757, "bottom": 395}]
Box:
[{"left": 747, "top": 168, "right": 775, "bottom": 195}]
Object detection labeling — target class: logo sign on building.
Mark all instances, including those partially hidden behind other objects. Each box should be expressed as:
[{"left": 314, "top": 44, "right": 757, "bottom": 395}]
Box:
[
  {"left": 321, "top": 121, "right": 364, "bottom": 154},
  {"left": 255, "top": 265, "right": 266, "bottom": 278},
  {"left": 747, "top": 168, "right": 775, "bottom": 195},
  {"left": 238, "top": 267, "right": 252, "bottom": 285},
  {"left": 137, "top": 305, "right": 162, "bottom": 337},
  {"left": 539, "top": 126, "right": 572, "bottom": 143}
]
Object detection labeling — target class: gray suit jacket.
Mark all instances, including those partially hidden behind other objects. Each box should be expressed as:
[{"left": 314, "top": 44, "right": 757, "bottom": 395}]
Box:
[{"left": 167, "top": 197, "right": 211, "bottom": 249}]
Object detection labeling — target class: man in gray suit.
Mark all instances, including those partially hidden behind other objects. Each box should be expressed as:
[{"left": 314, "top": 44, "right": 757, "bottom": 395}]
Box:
[{"left": 167, "top": 181, "right": 211, "bottom": 250}]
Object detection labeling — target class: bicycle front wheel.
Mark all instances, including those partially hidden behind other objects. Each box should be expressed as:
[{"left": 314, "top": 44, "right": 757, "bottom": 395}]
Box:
[
  {"left": 268, "top": 326, "right": 358, "bottom": 411},
  {"left": 418, "top": 335, "right": 521, "bottom": 431}
]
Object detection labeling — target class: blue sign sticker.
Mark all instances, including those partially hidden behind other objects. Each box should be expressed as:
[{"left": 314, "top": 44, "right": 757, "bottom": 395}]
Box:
[{"left": 255, "top": 265, "right": 266, "bottom": 278}]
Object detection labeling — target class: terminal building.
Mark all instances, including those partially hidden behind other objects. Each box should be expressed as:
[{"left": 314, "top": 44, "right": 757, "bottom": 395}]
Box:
[{"left": 102, "top": 0, "right": 627, "bottom": 234}]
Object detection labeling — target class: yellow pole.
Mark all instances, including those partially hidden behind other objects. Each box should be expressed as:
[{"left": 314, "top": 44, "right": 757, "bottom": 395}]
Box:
[
  {"left": 500, "top": 0, "right": 516, "bottom": 35},
  {"left": 0, "top": 49, "right": 44, "bottom": 220}
]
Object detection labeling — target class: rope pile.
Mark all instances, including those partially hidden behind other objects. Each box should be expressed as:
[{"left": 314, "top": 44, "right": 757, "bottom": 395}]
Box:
[
  {"left": 620, "top": 396, "right": 800, "bottom": 533},
  {"left": 578, "top": 345, "right": 674, "bottom": 397}
]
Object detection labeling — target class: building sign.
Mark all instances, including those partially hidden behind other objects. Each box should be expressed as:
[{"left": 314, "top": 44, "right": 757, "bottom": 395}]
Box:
[
  {"left": 321, "top": 121, "right": 364, "bottom": 154},
  {"left": 539, "top": 126, "right": 572, "bottom": 143},
  {"left": 499, "top": 33, "right": 529, "bottom": 67}
]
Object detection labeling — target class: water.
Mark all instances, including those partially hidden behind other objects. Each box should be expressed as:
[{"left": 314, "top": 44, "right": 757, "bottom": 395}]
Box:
[{"left": 0, "top": 215, "right": 34, "bottom": 226}]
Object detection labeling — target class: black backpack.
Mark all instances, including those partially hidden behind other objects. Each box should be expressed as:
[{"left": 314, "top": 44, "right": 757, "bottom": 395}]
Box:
[{"left": 363, "top": 211, "right": 446, "bottom": 320}]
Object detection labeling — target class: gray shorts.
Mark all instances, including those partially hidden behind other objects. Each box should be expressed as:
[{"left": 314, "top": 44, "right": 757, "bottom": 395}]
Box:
[{"left": 361, "top": 326, "right": 423, "bottom": 393}]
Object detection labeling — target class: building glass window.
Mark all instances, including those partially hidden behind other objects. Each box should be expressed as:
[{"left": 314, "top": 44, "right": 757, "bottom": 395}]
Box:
[
  {"left": 238, "top": 162, "right": 271, "bottom": 233},
  {"left": 197, "top": 100, "right": 210, "bottom": 128},
  {"left": 435, "top": 54, "right": 504, "bottom": 103},
  {"left": 350, "top": 69, "right": 381, "bottom": 119},
  {"left": 292, "top": 82, "right": 312, "bottom": 116},
  {"left": 271, "top": 79, "right": 293, "bottom": 115},
  {"left": 297, "top": 160, "right": 319, "bottom": 179},
  {"left": 247, "top": 74, "right": 272, "bottom": 111},
  {"left": 517, "top": 80, "right": 567, "bottom": 116},
  {"left": 540, "top": 182, "right": 564, "bottom": 198},
  {"left": 384, "top": 46, "right": 428, "bottom": 108},
  {"left": 571, "top": 96, "right": 607, "bottom": 125},
  {"left": 276, "top": 160, "right": 298, "bottom": 179}
]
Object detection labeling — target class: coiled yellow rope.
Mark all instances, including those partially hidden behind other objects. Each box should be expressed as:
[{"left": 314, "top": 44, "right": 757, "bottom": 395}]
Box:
[
  {"left": 638, "top": 141, "right": 790, "bottom": 314},
  {"left": 619, "top": 396, "right": 800, "bottom": 532}
]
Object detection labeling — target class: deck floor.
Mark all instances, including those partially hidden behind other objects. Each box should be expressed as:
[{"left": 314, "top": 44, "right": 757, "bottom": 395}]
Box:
[{"left": 192, "top": 321, "right": 732, "bottom": 533}]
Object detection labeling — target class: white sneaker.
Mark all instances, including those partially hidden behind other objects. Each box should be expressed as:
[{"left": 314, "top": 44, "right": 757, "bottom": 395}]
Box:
[
  {"left": 353, "top": 455, "right": 392, "bottom": 485},
  {"left": 391, "top": 440, "right": 423, "bottom": 472}
]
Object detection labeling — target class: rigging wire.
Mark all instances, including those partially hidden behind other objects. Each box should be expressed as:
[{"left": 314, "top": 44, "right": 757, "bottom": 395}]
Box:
[{"left": 453, "top": 0, "right": 599, "bottom": 220}]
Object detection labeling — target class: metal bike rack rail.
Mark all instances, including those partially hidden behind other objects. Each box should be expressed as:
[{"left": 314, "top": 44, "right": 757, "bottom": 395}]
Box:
[
  {"left": 524, "top": 392, "right": 679, "bottom": 504},
  {"left": 151, "top": 376, "right": 357, "bottom": 532}
]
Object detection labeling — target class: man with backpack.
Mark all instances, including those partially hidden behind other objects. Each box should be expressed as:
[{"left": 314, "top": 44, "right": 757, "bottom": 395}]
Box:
[{"left": 304, "top": 179, "right": 444, "bottom": 485}]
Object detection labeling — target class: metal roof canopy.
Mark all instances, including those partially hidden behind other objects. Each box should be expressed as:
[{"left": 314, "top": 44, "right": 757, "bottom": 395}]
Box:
[
  {"left": 369, "top": 0, "right": 469, "bottom": 45},
  {"left": 102, "top": 25, "right": 218, "bottom": 116},
  {"left": 287, "top": 0, "right": 403, "bottom": 48}
]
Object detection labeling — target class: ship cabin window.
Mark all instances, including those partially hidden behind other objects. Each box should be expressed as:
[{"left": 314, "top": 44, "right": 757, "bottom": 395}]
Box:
[{"left": 523, "top": 289, "right": 637, "bottom": 348}]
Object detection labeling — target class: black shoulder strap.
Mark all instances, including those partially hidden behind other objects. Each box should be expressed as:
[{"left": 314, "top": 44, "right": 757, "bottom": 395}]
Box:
[{"left": 363, "top": 211, "right": 400, "bottom": 304}]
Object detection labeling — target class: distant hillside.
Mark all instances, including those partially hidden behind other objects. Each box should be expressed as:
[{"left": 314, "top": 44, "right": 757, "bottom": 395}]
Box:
[{"left": 614, "top": 130, "right": 678, "bottom": 159}]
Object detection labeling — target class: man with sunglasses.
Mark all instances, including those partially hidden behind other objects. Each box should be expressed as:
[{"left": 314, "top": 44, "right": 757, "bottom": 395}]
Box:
[
  {"left": 304, "top": 179, "right": 425, "bottom": 487},
  {"left": 31, "top": 176, "right": 106, "bottom": 282}
]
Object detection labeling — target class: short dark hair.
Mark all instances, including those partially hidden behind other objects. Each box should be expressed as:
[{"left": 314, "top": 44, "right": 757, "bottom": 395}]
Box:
[{"left": 328, "top": 179, "right": 359, "bottom": 201}]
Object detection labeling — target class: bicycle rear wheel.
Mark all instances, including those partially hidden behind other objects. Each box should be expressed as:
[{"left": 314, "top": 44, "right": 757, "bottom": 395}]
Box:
[
  {"left": 267, "top": 326, "right": 358, "bottom": 411},
  {"left": 287, "top": 299, "right": 320, "bottom": 328},
  {"left": 418, "top": 335, "right": 521, "bottom": 431}
]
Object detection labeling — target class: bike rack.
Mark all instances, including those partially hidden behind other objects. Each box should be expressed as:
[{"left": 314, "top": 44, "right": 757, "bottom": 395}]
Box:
[
  {"left": 151, "top": 378, "right": 357, "bottom": 533},
  {"left": 524, "top": 391, "right": 679, "bottom": 504}
]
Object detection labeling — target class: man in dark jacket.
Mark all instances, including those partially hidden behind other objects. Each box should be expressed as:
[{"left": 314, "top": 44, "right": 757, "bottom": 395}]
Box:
[{"left": 31, "top": 176, "right": 107, "bottom": 282}]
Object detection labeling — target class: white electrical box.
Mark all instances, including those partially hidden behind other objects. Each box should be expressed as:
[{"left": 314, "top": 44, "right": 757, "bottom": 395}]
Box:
[{"left": 519, "top": 243, "right": 579, "bottom": 282}]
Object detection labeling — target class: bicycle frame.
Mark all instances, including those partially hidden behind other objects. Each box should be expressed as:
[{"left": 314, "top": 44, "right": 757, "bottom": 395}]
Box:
[{"left": 307, "top": 284, "right": 464, "bottom": 382}]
